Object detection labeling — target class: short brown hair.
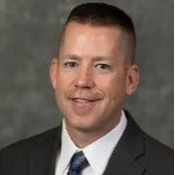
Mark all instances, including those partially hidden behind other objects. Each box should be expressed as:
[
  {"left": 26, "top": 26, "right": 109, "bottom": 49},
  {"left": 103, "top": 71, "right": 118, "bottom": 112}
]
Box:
[{"left": 58, "top": 3, "right": 136, "bottom": 63}]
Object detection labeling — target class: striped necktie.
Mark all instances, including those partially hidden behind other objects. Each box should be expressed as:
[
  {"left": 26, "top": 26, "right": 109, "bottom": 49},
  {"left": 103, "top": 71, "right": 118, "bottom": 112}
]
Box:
[{"left": 67, "top": 151, "right": 89, "bottom": 175}]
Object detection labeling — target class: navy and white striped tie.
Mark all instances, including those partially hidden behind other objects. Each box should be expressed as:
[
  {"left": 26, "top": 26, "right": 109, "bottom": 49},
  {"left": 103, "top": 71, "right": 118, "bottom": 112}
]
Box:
[{"left": 67, "top": 151, "right": 89, "bottom": 175}]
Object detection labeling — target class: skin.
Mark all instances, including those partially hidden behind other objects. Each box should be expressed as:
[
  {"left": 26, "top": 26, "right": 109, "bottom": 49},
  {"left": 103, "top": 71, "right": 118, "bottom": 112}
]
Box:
[{"left": 50, "top": 22, "right": 139, "bottom": 148}]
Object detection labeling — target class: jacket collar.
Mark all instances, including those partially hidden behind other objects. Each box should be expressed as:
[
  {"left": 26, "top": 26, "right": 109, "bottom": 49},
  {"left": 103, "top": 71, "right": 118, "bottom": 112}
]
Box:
[
  {"left": 103, "top": 110, "right": 146, "bottom": 175},
  {"left": 28, "top": 110, "right": 145, "bottom": 175}
]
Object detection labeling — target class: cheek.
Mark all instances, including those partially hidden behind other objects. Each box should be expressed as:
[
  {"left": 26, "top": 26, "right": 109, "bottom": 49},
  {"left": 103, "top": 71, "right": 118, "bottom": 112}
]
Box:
[
  {"left": 57, "top": 72, "right": 72, "bottom": 87},
  {"left": 103, "top": 77, "right": 126, "bottom": 101},
  {"left": 55, "top": 74, "right": 74, "bottom": 102},
  {"left": 54, "top": 77, "right": 66, "bottom": 100}
]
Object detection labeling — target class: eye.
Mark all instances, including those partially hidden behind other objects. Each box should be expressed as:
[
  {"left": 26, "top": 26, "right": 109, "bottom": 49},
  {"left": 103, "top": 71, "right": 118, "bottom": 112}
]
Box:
[
  {"left": 95, "top": 64, "right": 111, "bottom": 71},
  {"left": 64, "top": 61, "right": 79, "bottom": 69}
]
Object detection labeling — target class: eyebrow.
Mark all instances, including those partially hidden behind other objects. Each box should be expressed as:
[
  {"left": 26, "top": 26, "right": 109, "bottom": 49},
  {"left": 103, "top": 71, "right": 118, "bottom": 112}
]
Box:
[
  {"left": 63, "top": 55, "right": 114, "bottom": 61},
  {"left": 63, "top": 55, "right": 81, "bottom": 61},
  {"left": 93, "top": 56, "right": 114, "bottom": 62}
]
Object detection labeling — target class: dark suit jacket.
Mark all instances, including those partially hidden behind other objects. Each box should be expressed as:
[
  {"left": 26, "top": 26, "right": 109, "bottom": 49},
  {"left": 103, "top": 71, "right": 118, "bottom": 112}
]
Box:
[{"left": 0, "top": 111, "right": 173, "bottom": 175}]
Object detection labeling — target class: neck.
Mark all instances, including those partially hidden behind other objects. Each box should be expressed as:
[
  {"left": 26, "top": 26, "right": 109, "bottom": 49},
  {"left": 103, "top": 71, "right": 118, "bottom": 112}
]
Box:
[{"left": 65, "top": 115, "right": 121, "bottom": 148}]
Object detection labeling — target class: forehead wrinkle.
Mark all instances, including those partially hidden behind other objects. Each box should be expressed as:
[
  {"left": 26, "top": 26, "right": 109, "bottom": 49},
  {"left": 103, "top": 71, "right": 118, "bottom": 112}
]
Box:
[{"left": 61, "top": 54, "right": 121, "bottom": 66}]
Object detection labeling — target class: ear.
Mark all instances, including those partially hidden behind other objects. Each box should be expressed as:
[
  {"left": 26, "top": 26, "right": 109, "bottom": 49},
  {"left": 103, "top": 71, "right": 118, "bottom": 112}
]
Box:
[
  {"left": 50, "top": 58, "right": 58, "bottom": 89},
  {"left": 125, "top": 64, "right": 139, "bottom": 96}
]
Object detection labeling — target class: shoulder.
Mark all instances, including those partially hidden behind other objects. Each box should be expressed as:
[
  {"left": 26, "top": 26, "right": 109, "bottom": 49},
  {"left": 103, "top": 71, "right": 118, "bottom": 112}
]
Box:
[
  {"left": 0, "top": 126, "right": 61, "bottom": 157},
  {"left": 124, "top": 110, "right": 173, "bottom": 174},
  {"left": 125, "top": 110, "right": 173, "bottom": 157},
  {"left": 143, "top": 132, "right": 173, "bottom": 160},
  {"left": 140, "top": 131, "right": 173, "bottom": 174}
]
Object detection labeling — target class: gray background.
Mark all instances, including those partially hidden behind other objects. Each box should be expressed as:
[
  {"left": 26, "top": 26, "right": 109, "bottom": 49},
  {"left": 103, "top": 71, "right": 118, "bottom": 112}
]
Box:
[{"left": 0, "top": 0, "right": 173, "bottom": 149}]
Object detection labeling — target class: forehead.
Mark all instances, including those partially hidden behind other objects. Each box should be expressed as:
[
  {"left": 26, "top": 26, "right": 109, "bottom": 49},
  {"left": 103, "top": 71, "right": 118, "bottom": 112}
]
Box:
[
  {"left": 63, "top": 22, "right": 122, "bottom": 43},
  {"left": 60, "top": 22, "right": 125, "bottom": 58}
]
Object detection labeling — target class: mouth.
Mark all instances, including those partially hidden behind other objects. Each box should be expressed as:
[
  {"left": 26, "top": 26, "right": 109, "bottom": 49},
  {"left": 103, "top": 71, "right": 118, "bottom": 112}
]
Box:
[
  {"left": 68, "top": 97, "right": 101, "bottom": 104},
  {"left": 67, "top": 96, "right": 103, "bottom": 115}
]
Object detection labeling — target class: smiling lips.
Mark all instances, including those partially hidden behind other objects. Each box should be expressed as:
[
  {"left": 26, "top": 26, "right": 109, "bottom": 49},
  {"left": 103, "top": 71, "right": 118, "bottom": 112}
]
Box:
[
  {"left": 69, "top": 97, "right": 102, "bottom": 104},
  {"left": 68, "top": 95, "right": 103, "bottom": 115},
  {"left": 70, "top": 97, "right": 100, "bottom": 115}
]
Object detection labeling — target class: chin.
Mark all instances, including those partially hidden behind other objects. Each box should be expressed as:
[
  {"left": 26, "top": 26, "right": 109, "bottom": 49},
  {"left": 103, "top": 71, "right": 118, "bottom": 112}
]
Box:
[
  {"left": 67, "top": 117, "right": 99, "bottom": 132},
  {"left": 75, "top": 125, "right": 99, "bottom": 133}
]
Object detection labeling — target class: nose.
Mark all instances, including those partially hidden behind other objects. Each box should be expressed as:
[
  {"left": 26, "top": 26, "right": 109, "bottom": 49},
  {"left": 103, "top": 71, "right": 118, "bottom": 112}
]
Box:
[{"left": 75, "top": 67, "right": 95, "bottom": 89}]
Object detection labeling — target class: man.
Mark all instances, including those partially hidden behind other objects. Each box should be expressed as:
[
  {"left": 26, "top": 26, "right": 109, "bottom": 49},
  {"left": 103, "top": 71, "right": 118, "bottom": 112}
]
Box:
[{"left": 0, "top": 3, "right": 173, "bottom": 175}]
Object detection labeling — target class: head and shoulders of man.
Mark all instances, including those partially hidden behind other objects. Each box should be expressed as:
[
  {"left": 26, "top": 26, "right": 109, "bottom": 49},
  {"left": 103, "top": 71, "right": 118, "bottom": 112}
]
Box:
[{"left": 0, "top": 2, "right": 172, "bottom": 160}]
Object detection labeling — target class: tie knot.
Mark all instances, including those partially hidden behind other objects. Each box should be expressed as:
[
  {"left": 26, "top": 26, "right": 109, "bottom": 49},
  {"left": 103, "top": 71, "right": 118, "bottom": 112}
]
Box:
[{"left": 67, "top": 151, "right": 89, "bottom": 175}]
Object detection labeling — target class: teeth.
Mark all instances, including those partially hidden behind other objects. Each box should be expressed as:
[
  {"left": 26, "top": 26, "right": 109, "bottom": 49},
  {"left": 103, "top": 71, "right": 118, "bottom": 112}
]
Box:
[
  {"left": 74, "top": 99, "right": 90, "bottom": 103},
  {"left": 69, "top": 97, "right": 100, "bottom": 104}
]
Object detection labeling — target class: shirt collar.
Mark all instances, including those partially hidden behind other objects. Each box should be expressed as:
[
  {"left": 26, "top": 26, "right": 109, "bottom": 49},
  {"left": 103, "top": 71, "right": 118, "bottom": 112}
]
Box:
[
  {"left": 58, "top": 110, "right": 127, "bottom": 175},
  {"left": 57, "top": 121, "right": 78, "bottom": 173}
]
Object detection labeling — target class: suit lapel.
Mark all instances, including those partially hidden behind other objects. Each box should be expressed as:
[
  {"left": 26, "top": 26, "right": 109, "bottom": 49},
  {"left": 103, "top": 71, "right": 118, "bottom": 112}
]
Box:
[
  {"left": 103, "top": 110, "right": 146, "bottom": 175},
  {"left": 28, "top": 111, "right": 145, "bottom": 175},
  {"left": 29, "top": 127, "right": 62, "bottom": 175}
]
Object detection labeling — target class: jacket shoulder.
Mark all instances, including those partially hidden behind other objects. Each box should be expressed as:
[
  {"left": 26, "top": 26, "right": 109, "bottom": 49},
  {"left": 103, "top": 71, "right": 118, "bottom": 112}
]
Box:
[
  {"left": 124, "top": 110, "right": 173, "bottom": 174},
  {"left": 0, "top": 127, "right": 60, "bottom": 157},
  {"left": 144, "top": 132, "right": 173, "bottom": 157},
  {"left": 141, "top": 132, "right": 173, "bottom": 174},
  {"left": 125, "top": 110, "right": 173, "bottom": 160}
]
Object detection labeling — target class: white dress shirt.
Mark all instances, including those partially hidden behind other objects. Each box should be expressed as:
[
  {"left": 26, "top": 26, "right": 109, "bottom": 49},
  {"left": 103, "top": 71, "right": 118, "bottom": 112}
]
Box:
[{"left": 55, "top": 110, "right": 127, "bottom": 175}]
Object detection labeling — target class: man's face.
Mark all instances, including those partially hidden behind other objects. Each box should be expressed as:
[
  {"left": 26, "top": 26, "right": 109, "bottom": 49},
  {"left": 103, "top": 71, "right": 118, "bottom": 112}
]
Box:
[{"left": 50, "top": 22, "right": 139, "bottom": 134}]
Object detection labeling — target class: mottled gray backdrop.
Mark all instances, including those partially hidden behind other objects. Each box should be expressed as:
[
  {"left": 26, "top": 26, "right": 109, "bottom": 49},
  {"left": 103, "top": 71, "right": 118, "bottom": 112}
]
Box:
[{"left": 0, "top": 0, "right": 173, "bottom": 149}]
